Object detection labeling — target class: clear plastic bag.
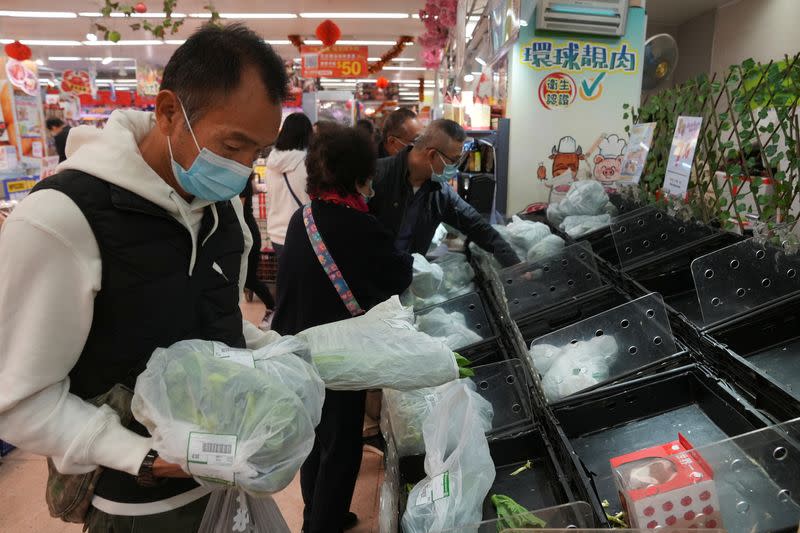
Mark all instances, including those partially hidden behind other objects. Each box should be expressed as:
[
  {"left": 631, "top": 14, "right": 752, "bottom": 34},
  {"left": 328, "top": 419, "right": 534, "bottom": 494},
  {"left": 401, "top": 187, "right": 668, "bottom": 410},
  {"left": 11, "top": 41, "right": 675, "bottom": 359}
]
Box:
[
  {"left": 384, "top": 380, "right": 490, "bottom": 458},
  {"left": 252, "top": 336, "right": 325, "bottom": 427},
  {"left": 526, "top": 234, "right": 566, "bottom": 263},
  {"left": 436, "top": 253, "right": 476, "bottom": 293},
  {"left": 298, "top": 297, "right": 459, "bottom": 391},
  {"left": 561, "top": 214, "right": 612, "bottom": 238},
  {"left": 401, "top": 383, "right": 495, "bottom": 533},
  {"left": 132, "top": 340, "right": 315, "bottom": 495},
  {"left": 410, "top": 253, "right": 444, "bottom": 298},
  {"left": 415, "top": 307, "right": 483, "bottom": 351},
  {"left": 529, "top": 335, "right": 619, "bottom": 402},
  {"left": 198, "top": 490, "right": 290, "bottom": 533},
  {"left": 547, "top": 180, "right": 610, "bottom": 226},
  {"left": 506, "top": 216, "right": 552, "bottom": 253}
]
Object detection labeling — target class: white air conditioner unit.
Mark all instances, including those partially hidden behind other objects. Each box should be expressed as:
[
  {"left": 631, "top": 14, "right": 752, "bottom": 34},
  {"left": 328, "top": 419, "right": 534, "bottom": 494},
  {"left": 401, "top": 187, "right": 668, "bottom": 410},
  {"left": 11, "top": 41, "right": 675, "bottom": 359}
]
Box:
[{"left": 537, "top": 0, "right": 629, "bottom": 36}]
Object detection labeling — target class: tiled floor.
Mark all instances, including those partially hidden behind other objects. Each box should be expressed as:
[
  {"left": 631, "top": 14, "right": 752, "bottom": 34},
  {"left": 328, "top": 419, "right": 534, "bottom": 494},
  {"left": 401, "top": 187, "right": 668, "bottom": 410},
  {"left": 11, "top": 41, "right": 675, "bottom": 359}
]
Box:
[{"left": 0, "top": 296, "right": 384, "bottom": 533}]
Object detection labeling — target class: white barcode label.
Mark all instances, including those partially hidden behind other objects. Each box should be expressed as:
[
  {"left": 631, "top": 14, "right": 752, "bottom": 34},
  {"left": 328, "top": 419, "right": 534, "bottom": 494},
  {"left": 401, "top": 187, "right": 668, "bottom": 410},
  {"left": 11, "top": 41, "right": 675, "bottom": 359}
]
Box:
[
  {"left": 214, "top": 344, "right": 255, "bottom": 368},
  {"left": 415, "top": 471, "right": 451, "bottom": 505},
  {"left": 187, "top": 432, "right": 237, "bottom": 485}
]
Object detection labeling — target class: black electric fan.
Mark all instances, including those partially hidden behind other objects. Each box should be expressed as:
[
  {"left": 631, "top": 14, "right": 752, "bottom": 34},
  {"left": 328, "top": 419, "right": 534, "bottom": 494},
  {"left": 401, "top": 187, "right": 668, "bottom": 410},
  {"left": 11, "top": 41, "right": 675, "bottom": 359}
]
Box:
[{"left": 642, "top": 33, "right": 679, "bottom": 91}]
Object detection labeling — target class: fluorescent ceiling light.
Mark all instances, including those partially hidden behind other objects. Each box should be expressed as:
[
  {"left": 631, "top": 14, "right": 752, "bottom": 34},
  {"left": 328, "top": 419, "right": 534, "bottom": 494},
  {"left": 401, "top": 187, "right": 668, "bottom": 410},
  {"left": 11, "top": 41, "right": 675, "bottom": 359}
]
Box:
[
  {"left": 95, "top": 78, "right": 113, "bottom": 83},
  {"left": 306, "top": 39, "right": 407, "bottom": 46},
  {"left": 48, "top": 56, "right": 82, "bottom": 61},
  {"left": 475, "top": 56, "right": 486, "bottom": 66},
  {"left": 0, "top": 10, "right": 76, "bottom": 18},
  {"left": 35, "top": 59, "right": 44, "bottom": 66},
  {"left": 164, "top": 40, "right": 186, "bottom": 45},
  {"left": 368, "top": 57, "right": 414, "bottom": 62},
  {"left": 383, "top": 66, "right": 426, "bottom": 71},
  {"left": 84, "top": 40, "right": 163, "bottom": 46},
  {"left": 1, "top": 39, "right": 82, "bottom": 46},
  {"left": 464, "top": 74, "right": 475, "bottom": 82},
  {"left": 221, "top": 13, "right": 296, "bottom": 19},
  {"left": 265, "top": 40, "right": 291, "bottom": 45},
  {"left": 88, "top": 56, "right": 132, "bottom": 62},
  {"left": 101, "top": 56, "right": 113, "bottom": 65},
  {"left": 78, "top": 12, "right": 102, "bottom": 16},
  {"left": 300, "top": 13, "right": 409, "bottom": 19},
  {"left": 113, "top": 12, "right": 186, "bottom": 18}
]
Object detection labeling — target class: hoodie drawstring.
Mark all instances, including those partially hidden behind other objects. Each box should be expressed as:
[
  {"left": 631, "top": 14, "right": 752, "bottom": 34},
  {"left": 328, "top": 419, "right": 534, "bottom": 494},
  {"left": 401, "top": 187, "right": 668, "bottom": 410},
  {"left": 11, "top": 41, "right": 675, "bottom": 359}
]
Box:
[
  {"left": 170, "top": 191, "right": 200, "bottom": 276},
  {"left": 202, "top": 204, "right": 220, "bottom": 247}
]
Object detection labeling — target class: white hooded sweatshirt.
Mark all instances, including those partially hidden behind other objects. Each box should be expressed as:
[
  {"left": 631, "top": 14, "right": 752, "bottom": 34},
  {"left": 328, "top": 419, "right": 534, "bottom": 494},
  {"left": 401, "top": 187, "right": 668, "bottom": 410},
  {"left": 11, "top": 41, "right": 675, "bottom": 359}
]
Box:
[
  {"left": 0, "top": 110, "right": 274, "bottom": 513},
  {"left": 265, "top": 149, "right": 309, "bottom": 246}
]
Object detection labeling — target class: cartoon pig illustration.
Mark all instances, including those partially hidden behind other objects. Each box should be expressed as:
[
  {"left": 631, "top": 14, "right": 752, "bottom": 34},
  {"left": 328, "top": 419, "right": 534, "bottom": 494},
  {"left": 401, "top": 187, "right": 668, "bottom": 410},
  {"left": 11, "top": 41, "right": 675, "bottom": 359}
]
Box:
[{"left": 592, "top": 134, "right": 628, "bottom": 189}]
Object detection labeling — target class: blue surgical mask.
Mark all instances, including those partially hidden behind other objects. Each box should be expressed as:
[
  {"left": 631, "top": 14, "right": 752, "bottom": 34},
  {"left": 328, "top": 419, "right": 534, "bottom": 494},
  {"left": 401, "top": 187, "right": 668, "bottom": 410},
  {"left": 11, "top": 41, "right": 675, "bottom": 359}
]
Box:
[
  {"left": 168, "top": 100, "right": 253, "bottom": 201},
  {"left": 431, "top": 154, "right": 459, "bottom": 184}
]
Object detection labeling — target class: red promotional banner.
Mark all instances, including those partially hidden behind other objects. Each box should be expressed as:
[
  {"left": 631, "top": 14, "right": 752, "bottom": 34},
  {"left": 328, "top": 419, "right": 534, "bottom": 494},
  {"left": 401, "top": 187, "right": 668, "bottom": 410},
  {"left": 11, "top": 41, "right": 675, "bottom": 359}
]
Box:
[{"left": 301, "top": 45, "right": 368, "bottom": 78}]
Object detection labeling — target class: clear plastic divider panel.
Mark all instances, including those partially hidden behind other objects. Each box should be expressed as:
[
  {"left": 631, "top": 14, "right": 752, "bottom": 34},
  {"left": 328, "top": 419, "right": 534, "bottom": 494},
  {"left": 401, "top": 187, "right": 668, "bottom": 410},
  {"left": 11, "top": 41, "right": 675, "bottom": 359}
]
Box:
[
  {"left": 500, "top": 244, "right": 602, "bottom": 319},
  {"left": 415, "top": 292, "right": 494, "bottom": 342},
  {"left": 692, "top": 238, "right": 800, "bottom": 325},
  {"left": 611, "top": 417, "right": 800, "bottom": 533},
  {"left": 435, "top": 501, "right": 596, "bottom": 532},
  {"left": 529, "top": 293, "right": 679, "bottom": 403},
  {"left": 471, "top": 359, "right": 534, "bottom": 437},
  {"left": 612, "top": 206, "right": 714, "bottom": 269}
]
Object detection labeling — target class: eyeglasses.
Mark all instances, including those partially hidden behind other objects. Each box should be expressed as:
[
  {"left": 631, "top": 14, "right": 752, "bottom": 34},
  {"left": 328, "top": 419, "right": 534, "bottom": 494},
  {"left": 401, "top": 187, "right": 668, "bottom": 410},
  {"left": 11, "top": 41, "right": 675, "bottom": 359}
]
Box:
[{"left": 433, "top": 147, "right": 467, "bottom": 167}]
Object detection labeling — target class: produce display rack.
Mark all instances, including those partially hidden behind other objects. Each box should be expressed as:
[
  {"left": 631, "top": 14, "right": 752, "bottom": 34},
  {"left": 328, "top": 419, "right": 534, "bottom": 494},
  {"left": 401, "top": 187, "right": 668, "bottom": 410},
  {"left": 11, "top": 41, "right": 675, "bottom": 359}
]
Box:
[{"left": 381, "top": 201, "right": 800, "bottom": 533}]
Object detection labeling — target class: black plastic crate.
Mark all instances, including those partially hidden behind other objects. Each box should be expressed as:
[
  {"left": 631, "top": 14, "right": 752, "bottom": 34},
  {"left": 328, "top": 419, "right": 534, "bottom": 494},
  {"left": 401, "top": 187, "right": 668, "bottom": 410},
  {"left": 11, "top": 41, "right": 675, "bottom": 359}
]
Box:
[
  {"left": 515, "top": 283, "right": 631, "bottom": 341},
  {"left": 701, "top": 293, "right": 800, "bottom": 421},
  {"left": 548, "top": 364, "right": 773, "bottom": 526},
  {"left": 398, "top": 428, "right": 576, "bottom": 524},
  {"left": 619, "top": 232, "right": 743, "bottom": 328},
  {"left": 415, "top": 292, "right": 503, "bottom": 366}
]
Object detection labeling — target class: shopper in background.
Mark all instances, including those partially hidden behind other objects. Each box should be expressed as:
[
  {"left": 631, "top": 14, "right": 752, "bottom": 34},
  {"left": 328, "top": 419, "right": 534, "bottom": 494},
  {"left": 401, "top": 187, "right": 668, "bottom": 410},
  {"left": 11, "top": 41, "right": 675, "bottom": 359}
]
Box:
[
  {"left": 371, "top": 118, "right": 520, "bottom": 267},
  {"left": 272, "top": 123, "right": 413, "bottom": 533},
  {"left": 46, "top": 117, "right": 71, "bottom": 162},
  {"left": 0, "top": 24, "right": 286, "bottom": 530},
  {"left": 378, "top": 107, "right": 423, "bottom": 158},
  {"left": 240, "top": 175, "right": 277, "bottom": 328},
  {"left": 265, "top": 111, "right": 312, "bottom": 261},
  {"left": 356, "top": 118, "right": 379, "bottom": 149}
]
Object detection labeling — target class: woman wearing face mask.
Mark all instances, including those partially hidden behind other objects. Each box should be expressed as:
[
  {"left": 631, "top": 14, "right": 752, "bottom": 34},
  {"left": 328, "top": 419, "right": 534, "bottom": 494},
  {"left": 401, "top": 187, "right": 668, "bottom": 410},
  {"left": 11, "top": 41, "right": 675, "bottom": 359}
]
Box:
[{"left": 271, "top": 124, "right": 413, "bottom": 533}]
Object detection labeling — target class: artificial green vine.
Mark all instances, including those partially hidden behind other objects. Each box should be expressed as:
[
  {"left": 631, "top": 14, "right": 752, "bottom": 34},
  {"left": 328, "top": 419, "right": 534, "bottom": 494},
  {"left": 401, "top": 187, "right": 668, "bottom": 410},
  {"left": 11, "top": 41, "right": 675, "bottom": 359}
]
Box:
[
  {"left": 94, "top": 0, "right": 221, "bottom": 42},
  {"left": 622, "top": 53, "right": 800, "bottom": 236}
]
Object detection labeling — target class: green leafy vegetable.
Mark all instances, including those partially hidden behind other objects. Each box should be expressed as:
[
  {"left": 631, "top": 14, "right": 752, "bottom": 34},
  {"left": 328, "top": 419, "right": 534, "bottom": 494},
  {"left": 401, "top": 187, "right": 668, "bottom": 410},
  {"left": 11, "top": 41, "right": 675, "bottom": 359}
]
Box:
[{"left": 491, "top": 494, "right": 546, "bottom": 530}]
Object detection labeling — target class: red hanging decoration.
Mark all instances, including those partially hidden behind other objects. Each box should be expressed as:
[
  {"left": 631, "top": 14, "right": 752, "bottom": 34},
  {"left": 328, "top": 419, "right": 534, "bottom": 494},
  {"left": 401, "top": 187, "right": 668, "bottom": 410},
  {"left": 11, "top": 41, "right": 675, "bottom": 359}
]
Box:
[
  {"left": 4, "top": 41, "right": 32, "bottom": 61},
  {"left": 376, "top": 77, "right": 390, "bottom": 89},
  {"left": 315, "top": 20, "right": 341, "bottom": 47},
  {"left": 134, "top": 2, "right": 148, "bottom": 14}
]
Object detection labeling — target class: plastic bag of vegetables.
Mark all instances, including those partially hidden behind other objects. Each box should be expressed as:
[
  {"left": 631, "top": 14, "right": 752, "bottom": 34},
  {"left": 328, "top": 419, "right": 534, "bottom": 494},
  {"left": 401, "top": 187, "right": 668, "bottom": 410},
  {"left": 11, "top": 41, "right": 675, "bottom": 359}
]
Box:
[
  {"left": 251, "top": 336, "right": 325, "bottom": 427},
  {"left": 415, "top": 307, "right": 483, "bottom": 351},
  {"left": 298, "top": 297, "right": 461, "bottom": 391},
  {"left": 401, "top": 383, "right": 495, "bottom": 533},
  {"left": 132, "top": 340, "right": 315, "bottom": 495},
  {"left": 198, "top": 490, "right": 290, "bottom": 533},
  {"left": 384, "top": 379, "right": 491, "bottom": 457}
]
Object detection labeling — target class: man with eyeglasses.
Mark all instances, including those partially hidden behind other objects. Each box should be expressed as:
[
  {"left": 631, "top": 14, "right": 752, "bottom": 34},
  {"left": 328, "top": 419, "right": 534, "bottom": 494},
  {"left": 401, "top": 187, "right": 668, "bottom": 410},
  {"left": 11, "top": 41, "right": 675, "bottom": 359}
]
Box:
[
  {"left": 378, "top": 108, "right": 423, "bottom": 158},
  {"left": 371, "top": 118, "right": 519, "bottom": 267}
]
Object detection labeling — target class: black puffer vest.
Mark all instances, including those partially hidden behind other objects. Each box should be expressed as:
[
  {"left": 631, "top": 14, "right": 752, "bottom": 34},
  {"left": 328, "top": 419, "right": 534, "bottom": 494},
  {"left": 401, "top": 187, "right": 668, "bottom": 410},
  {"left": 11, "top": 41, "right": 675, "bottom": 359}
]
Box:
[{"left": 32, "top": 170, "right": 246, "bottom": 504}]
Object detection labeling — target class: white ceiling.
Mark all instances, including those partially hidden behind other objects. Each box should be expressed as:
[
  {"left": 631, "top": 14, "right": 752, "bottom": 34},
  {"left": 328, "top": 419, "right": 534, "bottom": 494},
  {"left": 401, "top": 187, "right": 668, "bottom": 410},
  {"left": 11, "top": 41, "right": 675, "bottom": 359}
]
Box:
[
  {"left": 0, "top": 0, "right": 429, "bottom": 83},
  {"left": 645, "top": 0, "right": 731, "bottom": 26}
]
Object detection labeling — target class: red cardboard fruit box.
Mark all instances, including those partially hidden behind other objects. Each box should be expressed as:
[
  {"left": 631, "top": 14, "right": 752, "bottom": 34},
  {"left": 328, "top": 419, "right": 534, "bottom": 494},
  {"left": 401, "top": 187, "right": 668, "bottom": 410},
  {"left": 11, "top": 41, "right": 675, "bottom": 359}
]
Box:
[{"left": 610, "top": 434, "right": 723, "bottom": 530}]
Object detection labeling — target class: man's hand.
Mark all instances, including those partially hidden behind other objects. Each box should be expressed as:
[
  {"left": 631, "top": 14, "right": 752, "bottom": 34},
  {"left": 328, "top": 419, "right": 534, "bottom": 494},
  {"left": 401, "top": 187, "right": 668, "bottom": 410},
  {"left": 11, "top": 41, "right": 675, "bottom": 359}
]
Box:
[{"left": 152, "top": 457, "right": 191, "bottom": 478}]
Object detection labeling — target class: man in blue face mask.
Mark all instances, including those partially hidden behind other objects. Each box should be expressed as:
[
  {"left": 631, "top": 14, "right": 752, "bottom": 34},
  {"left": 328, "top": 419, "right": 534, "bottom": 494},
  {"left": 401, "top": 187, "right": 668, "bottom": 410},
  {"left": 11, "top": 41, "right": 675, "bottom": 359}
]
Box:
[
  {"left": 371, "top": 119, "right": 520, "bottom": 267},
  {"left": 0, "top": 24, "right": 289, "bottom": 531}
]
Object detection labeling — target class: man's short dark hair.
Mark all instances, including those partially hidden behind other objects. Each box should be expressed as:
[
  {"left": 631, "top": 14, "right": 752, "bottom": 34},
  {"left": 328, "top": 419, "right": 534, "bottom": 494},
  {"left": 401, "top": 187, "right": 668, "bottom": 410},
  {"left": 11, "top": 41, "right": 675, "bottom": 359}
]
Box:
[
  {"left": 381, "top": 108, "right": 417, "bottom": 141},
  {"left": 46, "top": 118, "right": 65, "bottom": 130},
  {"left": 306, "top": 123, "right": 376, "bottom": 196},
  {"left": 160, "top": 23, "right": 289, "bottom": 122},
  {"left": 414, "top": 119, "right": 467, "bottom": 149}
]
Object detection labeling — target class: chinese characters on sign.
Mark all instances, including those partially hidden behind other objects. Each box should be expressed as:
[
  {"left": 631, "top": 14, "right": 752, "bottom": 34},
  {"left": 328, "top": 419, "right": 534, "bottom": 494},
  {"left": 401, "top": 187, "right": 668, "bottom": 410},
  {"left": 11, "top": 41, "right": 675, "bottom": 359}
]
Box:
[
  {"left": 538, "top": 73, "right": 577, "bottom": 110},
  {"left": 521, "top": 40, "right": 638, "bottom": 73},
  {"left": 301, "top": 45, "right": 369, "bottom": 78}
]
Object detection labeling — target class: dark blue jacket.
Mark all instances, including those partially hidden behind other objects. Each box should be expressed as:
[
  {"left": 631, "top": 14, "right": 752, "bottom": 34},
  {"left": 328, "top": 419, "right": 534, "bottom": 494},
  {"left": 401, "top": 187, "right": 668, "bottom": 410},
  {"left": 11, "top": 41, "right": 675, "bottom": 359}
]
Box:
[{"left": 370, "top": 148, "right": 519, "bottom": 267}]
